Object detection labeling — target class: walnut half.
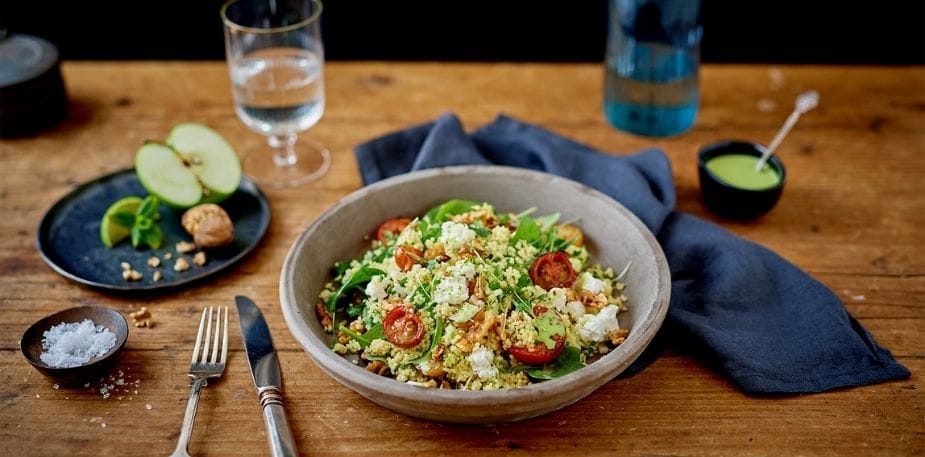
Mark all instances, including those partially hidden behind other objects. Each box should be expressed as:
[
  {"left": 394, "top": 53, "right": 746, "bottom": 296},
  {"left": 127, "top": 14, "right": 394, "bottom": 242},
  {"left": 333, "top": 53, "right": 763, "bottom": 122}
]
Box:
[{"left": 181, "top": 204, "right": 234, "bottom": 248}]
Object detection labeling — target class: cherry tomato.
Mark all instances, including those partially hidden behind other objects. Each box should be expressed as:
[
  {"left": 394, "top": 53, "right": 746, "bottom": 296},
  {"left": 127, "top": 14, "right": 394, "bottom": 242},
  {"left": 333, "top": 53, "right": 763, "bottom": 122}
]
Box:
[
  {"left": 375, "top": 218, "right": 412, "bottom": 241},
  {"left": 509, "top": 335, "right": 565, "bottom": 365},
  {"left": 529, "top": 251, "right": 576, "bottom": 290},
  {"left": 395, "top": 246, "right": 422, "bottom": 272},
  {"left": 383, "top": 306, "right": 425, "bottom": 348}
]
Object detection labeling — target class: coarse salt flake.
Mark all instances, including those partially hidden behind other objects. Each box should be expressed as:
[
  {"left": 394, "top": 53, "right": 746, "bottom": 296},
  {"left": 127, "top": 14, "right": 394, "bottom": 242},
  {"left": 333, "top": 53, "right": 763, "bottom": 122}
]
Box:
[{"left": 39, "top": 319, "right": 117, "bottom": 368}]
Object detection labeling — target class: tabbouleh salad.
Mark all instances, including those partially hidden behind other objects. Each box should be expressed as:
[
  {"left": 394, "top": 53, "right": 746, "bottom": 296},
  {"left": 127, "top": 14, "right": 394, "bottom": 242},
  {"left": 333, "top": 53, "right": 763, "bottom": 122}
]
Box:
[{"left": 315, "top": 199, "right": 630, "bottom": 390}]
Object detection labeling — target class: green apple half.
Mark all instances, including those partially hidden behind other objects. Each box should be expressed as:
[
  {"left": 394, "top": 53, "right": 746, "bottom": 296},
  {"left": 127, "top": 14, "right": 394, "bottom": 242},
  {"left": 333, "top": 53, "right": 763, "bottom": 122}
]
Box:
[{"left": 135, "top": 123, "right": 242, "bottom": 208}]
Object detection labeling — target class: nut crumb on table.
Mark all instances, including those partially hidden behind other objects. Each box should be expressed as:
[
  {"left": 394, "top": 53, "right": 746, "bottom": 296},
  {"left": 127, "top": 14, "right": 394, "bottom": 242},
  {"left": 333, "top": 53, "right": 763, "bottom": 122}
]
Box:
[{"left": 130, "top": 307, "right": 154, "bottom": 328}]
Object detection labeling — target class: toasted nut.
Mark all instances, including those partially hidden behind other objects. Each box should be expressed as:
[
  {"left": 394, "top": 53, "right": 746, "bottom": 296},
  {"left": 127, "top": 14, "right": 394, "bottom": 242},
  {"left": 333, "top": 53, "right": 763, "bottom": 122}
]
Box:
[
  {"left": 366, "top": 360, "right": 389, "bottom": 376},
  {"left": 152, "top": 271, "right": 163, "bottom": 282},
  {"left": 173, "top": 257, "right": 190, "bottom": 272},
  {"left": 120, "top": 262, "right": 131, "bottom": 271},
  {"left": 147, "top": 256, "right": 160, "bottom": 268},
  {"left": 192, "top": 251, "right": 207, "bottom": 266},
  {"left": 608, "top": 328, "right": 630, "bottom": 345},
  {"left": 123, "top": 269, "right": 142, "bottom": 281},
  {"left": 315, "top": 302, "right": 332, "bottom": 330},
  {"left": 163, "top": 252, "right": 173, "bottom": 260},
  {"left": 181, "top": 204, "right": 234, "bottom": 248},
  {"left": 129, "top": 307, "right": 154, "bottom": 328},
  {"left": 175, "top": 241, "right": 197, "bottom": 254}
]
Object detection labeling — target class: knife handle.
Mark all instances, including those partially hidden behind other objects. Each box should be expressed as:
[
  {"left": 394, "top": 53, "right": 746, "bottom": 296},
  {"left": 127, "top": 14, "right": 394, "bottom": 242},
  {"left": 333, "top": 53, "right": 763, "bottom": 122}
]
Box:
[{"left": 258, "top": 386, "right": 298, "bottom": 457}]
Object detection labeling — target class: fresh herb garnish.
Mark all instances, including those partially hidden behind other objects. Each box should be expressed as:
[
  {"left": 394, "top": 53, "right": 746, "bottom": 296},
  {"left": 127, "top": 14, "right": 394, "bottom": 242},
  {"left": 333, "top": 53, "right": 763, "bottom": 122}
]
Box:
[
  {"left": 124, "top": 195, "right": 164, "bottom": 249},
  {"left": 520, "top": 345, "right": 583, "bottom": 380},
  {"left": 326, "top": 267, "right": 384, "bottom": 312},
  {"left": 410, "top": 317, "right": 444, "bottom": 364}
]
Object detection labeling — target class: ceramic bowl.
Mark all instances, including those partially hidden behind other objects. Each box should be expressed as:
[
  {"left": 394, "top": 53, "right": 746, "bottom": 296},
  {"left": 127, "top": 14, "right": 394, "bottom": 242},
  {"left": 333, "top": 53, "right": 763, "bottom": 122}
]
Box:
[
  {"left": 279, "top": 166, "right": 670, "bottom": 423},
  {"left": 698, "top": 141, "right": 787, "bottom": 220},
  {"left": 20, "top": 306, "right": 129, "bottom": 385}
]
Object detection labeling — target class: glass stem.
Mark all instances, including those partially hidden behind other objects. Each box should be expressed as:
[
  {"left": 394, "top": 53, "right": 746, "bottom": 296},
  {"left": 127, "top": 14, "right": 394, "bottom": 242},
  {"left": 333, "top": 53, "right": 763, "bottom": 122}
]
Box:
[{"left": 268, "top": 133, "right": 298, "bottom": 167}]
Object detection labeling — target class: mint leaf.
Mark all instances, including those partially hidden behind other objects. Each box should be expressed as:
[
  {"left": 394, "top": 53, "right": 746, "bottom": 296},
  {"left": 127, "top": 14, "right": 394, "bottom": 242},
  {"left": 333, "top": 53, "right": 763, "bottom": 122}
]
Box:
[
  {"left": 144, "top": 223, "right": 164, "bottom": 249},
  {"left": 111, "top": 211, "right": 135, "bottom": 228},
  {"left": 136, "top": 195, "right": 160, "bottom": 219}
]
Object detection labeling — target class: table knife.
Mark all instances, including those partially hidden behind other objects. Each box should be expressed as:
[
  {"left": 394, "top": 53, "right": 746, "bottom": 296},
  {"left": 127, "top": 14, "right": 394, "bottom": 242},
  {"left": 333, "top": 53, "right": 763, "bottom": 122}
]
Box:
[{"left": 235, "top": 295, "right": 298, "bottom": 457}]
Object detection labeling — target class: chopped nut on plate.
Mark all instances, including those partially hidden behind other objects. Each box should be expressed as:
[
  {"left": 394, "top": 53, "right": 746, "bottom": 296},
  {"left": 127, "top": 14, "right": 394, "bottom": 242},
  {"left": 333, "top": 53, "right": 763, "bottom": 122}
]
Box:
[
  {"left": 173, "top": 257, "right": 190, "bottom": 272},
  {"left": 192, "top": 251, "right": 207, "bottom": 266},
  {"left": 122, "top": 269, "right": 143, "bottom": 281},
  {"left": 120, "top": 262, "right": 131, "bottom": 271},
  {"left": 175, "top": 241, "right": 197, "bottom": 254},
  {"left": 153, "top": 271, "right": 163, "bottom": 282},
  {"left": 163, "top": 252, "right": 173, "bottom": 260},
  {"left": 147, "top": 256, "right": 161, "bottom": 268}
]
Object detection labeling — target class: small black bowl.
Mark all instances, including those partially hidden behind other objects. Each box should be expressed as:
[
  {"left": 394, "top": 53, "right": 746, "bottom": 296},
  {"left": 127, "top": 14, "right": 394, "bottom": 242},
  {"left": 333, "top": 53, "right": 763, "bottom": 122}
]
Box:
[
  {"left": 698, "top": 141, "right": 786, "bottom": 220},
  {"left": 20, "top": 306, "right": 129, "bottom": 386}
]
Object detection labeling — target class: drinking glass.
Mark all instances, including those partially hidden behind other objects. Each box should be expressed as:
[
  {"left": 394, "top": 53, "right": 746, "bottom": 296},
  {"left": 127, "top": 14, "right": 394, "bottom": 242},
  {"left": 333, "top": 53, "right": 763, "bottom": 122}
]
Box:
[{"left": 221, "top": 0, "right": 330, "bottom": 188}]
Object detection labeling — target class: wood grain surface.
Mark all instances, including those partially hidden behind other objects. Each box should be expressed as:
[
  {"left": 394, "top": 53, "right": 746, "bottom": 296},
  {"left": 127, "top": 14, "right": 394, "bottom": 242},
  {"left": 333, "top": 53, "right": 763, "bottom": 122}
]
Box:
[{"left": 0, "top": 62, "right": 922, "bottom": 456}]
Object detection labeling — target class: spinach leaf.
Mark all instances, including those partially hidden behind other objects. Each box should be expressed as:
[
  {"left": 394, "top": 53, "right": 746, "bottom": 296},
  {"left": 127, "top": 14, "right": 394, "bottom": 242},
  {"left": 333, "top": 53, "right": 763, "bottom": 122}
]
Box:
[
  {"left": 521, "top": 345, "right": 583, "bottom": 380},
  {"left": 511, "top": 215, "right": 541, "bottom": 244},
  {"left": 425, "top": 199, "right": 479, "bottom": 223},
  {"left": 533, "top": 213, "right": 561, "bottom": 231},
  {"left": 409, "top": 317, "right": 444, "bottom": 364},
  {"left": 325, "top": 267, "right": 385, "bottom": 312},
  {"left": 470, "top": 222, "right": 491, "bottom": 237},
  {"left": 339, "top": 323, "right": 384, "bottom": 348}
]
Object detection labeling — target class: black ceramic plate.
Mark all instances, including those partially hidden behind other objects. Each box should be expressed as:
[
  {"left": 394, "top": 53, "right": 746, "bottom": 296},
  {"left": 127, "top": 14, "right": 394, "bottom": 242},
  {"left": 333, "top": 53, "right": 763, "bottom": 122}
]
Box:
[{"left": 36, "top": 169, "right": 270, "bottom": 292}]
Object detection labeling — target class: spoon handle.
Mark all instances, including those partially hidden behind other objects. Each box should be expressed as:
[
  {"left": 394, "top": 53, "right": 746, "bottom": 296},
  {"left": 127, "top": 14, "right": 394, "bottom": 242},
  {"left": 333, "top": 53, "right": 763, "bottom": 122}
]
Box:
[{"left": 755, "top": 109, "right": 802, "bottom": 171}]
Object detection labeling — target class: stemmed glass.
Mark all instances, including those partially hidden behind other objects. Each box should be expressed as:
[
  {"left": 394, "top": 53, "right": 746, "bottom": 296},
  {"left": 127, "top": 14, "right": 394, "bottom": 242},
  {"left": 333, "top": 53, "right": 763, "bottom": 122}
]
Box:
[{"left": 221, "top": 0, "right": 330, "bottom": 188}]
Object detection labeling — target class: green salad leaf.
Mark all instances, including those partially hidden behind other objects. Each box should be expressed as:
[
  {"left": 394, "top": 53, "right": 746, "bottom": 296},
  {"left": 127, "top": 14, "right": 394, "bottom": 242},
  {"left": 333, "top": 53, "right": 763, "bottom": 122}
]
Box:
[
  {"left": 533, "top": 312, "right": 566, "bottom": 350},
  {"left": 410, "top": 317, "right": 444, "bottom": 364},
  {"left": 326, "top": 266, "right": 385, "bottom": 312},
  {"left": 521, "top": 345, "right": 583, "bottom": 380},
  {"left": 425, "top": 199, "right": 479, "bottom": 223},
  {"left": 339, "top": 323, "right": 383, "bottom": 348},
  {"left": 512, "top": 215, "right": 541, "bottom": 244}
]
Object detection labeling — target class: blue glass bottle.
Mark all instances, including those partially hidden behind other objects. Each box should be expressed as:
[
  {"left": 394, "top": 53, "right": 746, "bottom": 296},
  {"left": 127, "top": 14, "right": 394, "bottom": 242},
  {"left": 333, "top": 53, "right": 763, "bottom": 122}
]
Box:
[{"left": 604, "top": 0, "right": 702, "bottom": 137}]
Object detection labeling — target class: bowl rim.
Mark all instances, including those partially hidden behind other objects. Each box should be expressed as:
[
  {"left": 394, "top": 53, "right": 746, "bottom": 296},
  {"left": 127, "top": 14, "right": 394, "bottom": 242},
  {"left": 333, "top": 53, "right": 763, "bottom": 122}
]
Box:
[
  {"left": 279, "top": 165, "right": 671, "bottom": 403},
  {"left": 20, "top": 305, "right": 129, "bottom": 371},
  {"left": 698, "top": 140, "right": 787, "bottom": 193}
]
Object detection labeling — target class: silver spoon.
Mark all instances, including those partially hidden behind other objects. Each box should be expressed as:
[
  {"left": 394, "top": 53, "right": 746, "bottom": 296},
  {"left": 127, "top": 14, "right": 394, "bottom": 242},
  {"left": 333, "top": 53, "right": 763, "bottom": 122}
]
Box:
[{"left": 755, "top": 90, "right": 819, "bottom": 171}]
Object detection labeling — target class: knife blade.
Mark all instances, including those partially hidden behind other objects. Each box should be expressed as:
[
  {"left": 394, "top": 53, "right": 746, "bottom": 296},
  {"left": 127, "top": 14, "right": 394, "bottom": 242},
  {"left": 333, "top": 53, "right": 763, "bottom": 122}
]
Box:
[{"left": 235, "top": 295, "right": 298, "bottom": 457}]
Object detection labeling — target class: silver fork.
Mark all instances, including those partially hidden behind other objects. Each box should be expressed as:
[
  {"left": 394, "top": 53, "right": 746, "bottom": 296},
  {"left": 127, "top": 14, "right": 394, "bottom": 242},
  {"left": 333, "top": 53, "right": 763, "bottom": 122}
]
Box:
[{"left": 170, "top": 306, "right": 229, "bottom": 457}]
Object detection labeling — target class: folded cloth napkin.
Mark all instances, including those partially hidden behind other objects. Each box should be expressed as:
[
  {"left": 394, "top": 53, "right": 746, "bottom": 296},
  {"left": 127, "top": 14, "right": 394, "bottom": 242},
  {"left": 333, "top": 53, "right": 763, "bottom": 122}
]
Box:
[{"left": 354, "top": 113, "right": 910, "bottom": 394}]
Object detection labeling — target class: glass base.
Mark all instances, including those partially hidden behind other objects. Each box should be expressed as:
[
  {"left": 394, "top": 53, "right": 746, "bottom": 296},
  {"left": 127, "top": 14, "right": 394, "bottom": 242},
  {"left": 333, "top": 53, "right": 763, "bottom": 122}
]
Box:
[{"left": 242, "top": 134, "right": 331, "bottom": 189}]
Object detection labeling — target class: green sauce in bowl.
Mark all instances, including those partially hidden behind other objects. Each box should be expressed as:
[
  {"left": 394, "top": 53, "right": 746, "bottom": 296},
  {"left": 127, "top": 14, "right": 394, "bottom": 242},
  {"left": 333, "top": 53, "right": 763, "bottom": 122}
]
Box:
[{"left": 705, "top": 154, "right": 780, "bottom": 190}]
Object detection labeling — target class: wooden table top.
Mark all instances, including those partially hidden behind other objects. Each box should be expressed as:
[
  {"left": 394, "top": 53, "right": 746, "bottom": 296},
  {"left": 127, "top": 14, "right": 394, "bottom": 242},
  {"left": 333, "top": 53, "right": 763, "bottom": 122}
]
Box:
[{"left": 1, "top": 62, "right": 922, "bottom": 456}]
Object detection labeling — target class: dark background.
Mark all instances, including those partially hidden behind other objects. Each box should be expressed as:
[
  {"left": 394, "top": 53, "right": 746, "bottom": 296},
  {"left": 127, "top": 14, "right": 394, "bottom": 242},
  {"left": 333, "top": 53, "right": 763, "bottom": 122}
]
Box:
[{"left": 2, "top": 0, "right": 923, "bottom": 63}]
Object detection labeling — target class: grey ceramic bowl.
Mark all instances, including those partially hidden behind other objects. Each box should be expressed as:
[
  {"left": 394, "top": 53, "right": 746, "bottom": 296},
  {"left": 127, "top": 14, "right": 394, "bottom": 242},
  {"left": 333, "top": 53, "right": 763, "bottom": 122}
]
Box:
[{"left": 279, "top": 166, "right": 670, "bottom": 423}]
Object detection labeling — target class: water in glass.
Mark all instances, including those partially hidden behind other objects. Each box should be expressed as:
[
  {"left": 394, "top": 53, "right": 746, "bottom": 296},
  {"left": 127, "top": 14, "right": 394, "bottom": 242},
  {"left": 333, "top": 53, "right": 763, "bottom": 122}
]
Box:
[{"left": 231, "top": 48, "right": 324, "bottom": 136}]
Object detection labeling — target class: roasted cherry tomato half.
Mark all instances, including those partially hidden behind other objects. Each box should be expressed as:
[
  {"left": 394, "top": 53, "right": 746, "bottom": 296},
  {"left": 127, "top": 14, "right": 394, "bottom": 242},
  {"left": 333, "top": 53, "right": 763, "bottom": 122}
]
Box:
[
  {"left": 509, "top": 334, "right": 565, "bottom": 365},
  {"left": 383, "top": 306, "right": 425, "bottom": 348},
  {"left": 529, "top": 251, "right": 577, "bottom": 290},
  {"left": 395, "top": 246, "right": 422, "bottom": 272},
  {"left": 375, "top": 217, "right": 412, "bottom": 241}
]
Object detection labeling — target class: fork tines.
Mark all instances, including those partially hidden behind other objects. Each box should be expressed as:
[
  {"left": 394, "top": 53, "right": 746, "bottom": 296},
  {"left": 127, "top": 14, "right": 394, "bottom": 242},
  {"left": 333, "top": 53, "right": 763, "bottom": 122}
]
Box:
[{"left": 190, "top": 306, "right": 229, "bottom": 367}]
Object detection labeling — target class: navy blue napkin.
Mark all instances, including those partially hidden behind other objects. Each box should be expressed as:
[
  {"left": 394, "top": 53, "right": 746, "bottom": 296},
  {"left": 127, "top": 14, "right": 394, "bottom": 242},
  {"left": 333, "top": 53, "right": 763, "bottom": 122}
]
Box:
[{"left": 354, "top": 113, "right": 910, "bottom": 394}]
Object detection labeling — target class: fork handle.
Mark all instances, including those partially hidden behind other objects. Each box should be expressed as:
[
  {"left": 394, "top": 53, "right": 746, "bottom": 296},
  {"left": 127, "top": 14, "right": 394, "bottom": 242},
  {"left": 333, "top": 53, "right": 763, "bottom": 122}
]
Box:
[
  {"left": 170, "top": 378, "right": 207, "bottom": 457},
  {"left": 259, "top": 386, "right": 298, "bottom": 457}
]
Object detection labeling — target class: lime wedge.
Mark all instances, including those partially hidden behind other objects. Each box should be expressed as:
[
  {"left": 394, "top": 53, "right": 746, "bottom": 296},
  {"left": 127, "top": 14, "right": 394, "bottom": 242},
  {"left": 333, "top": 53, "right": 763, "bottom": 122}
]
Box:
[{"left": 100, "top": 196, "right": 142, "bottom": 247}]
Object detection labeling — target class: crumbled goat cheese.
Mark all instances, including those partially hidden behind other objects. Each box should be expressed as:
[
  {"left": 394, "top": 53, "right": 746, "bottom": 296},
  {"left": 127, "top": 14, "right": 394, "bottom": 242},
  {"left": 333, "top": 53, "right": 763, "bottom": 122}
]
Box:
[
  {"left": 439, "top": 221, "right": 476, "bottom": 252},
  {"left": 578, "top": 305, "right": 620, "bottom": 343},
  {"left": 468, "top": 346, "right": 498, "bottom": 379},
  {"left": 447, "top": 261, "right": 476, "bottom": 280},
  {"left": 434, "top": 276, "right": 469, "bottom": 305},
  {"left": 580, "top": 272, "right": 606, "bottom": 295},
  {"left": 365, "top": 275, "right": 389, "bottom": 300}
]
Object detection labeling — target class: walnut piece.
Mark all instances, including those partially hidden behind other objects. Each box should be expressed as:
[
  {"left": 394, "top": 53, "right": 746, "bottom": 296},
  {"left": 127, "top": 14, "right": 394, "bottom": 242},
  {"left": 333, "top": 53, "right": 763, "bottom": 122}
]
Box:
[
  {"left": 175, "top": 241, "right": 197, "bottom": 254},
  {"left": 173, "top": 257, "right": 190, "bottom": 272},
  {"left": 130, "top": 307, "right": 154, "bottom": 328},
  {"left": 181, "top": 204, "right": 234, "bottom": 248},
  {"left": 147, "top": 256, "right": 160, "bottom": 268},
  {"left": 122, "top": 269, "right": 142, "bottom": 281},
  {"left": 192, "top": 251, "right": 207, "bottom": 266}
]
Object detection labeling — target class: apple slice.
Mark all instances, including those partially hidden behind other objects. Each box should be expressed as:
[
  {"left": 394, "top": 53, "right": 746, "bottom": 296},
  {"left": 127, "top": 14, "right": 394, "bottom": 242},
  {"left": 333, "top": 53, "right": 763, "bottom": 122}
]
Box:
[{"left": 135, "top": 124, "right": 242, "bottom": 208}]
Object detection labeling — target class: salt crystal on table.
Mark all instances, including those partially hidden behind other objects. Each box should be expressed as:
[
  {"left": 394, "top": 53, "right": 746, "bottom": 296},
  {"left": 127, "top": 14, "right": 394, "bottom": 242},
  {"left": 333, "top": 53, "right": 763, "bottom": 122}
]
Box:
[{"left": 39, "top": 319, "right": 116, "bottom": 368}]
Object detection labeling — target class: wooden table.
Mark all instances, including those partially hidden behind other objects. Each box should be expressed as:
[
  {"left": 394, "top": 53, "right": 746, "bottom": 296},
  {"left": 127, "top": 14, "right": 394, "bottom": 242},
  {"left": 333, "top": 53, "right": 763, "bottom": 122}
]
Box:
[{"left": 1, "top": 62, "right": 922, "bottom": 456}]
